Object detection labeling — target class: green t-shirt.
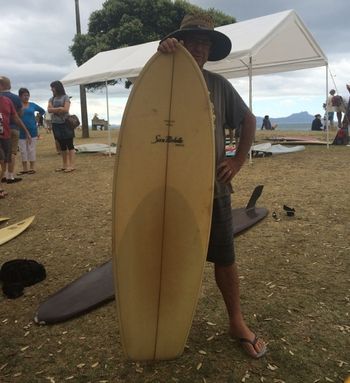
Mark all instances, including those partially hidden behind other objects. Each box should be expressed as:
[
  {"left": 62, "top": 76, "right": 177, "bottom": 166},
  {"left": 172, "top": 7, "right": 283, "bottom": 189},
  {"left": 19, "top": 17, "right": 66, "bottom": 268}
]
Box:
[{"left": 203, "top": 70, "right": 250, "bottom": 198}]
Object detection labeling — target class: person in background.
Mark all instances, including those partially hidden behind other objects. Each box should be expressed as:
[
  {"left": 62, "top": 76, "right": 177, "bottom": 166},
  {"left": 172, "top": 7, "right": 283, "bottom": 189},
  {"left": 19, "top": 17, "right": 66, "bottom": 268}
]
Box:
[
  {"left": 0, "top": 96, "right": 32, "bottom": 197},
  {"left": 0, "top": 76, "right": 31, "bottom": 184},
  {"left": 331, "top": 91, "right": 346, "bottom": 128},
  {"left": 44, "top": 111, "right": 60, "bottom": 154},
  {"left": 35, "top": 112, "right": 44, "bottom": 140},
  {"left": 324, "top": 89, "right": 335, "bottom": 130},
  {"left": 337, "top": 84, "right": 350, "bottom": 144},
  {"left": 48, "top": 80, "right": 75, "bottom": 172},
  {"left": 343, "top": 84, "right": 350, "bottom": 128},
  {"left": 0, "top": 96, "right": 11, "bottom": 198},
  {"left": 44, "top": 111, "right": 52, "bottom": 134},
  {"left": 18, "top": 88, "right": 45, "bottom": 174},
  {"left": 35, "top": 112, "right": 44, "bottom": 129},
  {"left": 158, "top": 13, "right": 266, "bottom": 359},
  {"left": 311, "top": 114, "right": 323, "bottom": 131},
  {"left": 261, "top": 115, "right": 272, "bottom": 130}
]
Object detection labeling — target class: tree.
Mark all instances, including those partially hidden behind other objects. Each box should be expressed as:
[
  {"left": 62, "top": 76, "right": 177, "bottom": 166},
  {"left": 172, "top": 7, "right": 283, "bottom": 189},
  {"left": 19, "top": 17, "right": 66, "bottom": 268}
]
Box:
[{"left": 69, "top": 0, "right": 235, "bottom": 89}]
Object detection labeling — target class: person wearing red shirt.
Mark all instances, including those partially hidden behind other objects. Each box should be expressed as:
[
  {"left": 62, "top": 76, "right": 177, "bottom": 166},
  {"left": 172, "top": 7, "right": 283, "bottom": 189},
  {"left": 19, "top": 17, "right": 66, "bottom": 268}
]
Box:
[{"left": 0, "top": 96, "right": 31, "bottom": 197}]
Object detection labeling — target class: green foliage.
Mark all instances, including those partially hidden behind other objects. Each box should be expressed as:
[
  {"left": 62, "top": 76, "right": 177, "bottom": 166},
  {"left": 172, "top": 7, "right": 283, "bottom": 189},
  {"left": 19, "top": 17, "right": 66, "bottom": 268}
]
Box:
[{"left": 69, "top": 0, "right": 235, "bottom": 89}]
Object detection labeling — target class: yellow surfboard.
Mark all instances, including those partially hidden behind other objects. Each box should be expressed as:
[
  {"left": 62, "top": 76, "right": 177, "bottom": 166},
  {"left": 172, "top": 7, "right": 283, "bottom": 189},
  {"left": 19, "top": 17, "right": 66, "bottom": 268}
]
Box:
[
  {"left": 0, "top": 217, "right": 10, "bottom": 223},
  {"left": 112, "top": 45, "right": 215, "bottom": 360},
  {"left": 0, "top": 216, "right": 35, "bottom": 246}
]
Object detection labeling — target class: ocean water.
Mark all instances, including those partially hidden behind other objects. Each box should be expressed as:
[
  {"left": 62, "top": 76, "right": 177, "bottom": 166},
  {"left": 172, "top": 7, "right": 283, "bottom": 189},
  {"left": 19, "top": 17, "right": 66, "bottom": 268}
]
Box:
[
  {"left": 108, "top": 123, "right": 311, "bottom": 131},
  {"left": 274, "top": 123, "right": 310, "bottom": 131}
]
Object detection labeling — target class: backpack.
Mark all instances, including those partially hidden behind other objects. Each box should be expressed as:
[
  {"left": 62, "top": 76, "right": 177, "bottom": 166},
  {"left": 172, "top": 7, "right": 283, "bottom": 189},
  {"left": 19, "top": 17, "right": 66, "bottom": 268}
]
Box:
[
  {"left": 332, "top": 95, "right": 343, "bottom": 107},
  {"left": 0, "top": 259, "right": 46, "bottom": 299}
]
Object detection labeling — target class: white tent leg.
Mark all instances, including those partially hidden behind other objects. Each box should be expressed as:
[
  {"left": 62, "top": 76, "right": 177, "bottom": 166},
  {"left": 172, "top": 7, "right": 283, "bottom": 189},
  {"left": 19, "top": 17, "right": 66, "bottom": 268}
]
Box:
[
  {"left": 248, "top": 56, "right": 253, "bottom": 164},
  {"left": 326, "top": 65, "right": 329, "bottom": 148},
  {"left": 105, "top": 80, "right": 112, "bottom": 156}
]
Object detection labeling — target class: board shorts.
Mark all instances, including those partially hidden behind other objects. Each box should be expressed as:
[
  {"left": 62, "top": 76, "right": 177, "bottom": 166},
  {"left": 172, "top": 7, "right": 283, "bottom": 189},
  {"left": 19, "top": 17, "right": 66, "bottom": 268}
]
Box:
[
  {"left": 10, "top": 129, "right": 19, "bottom": 155},
  {"left": 207, "top": 195, "right": 235, "bottom": 266},
  {"left": 0, "top": 138, "right": 12, "bottom": 162}
]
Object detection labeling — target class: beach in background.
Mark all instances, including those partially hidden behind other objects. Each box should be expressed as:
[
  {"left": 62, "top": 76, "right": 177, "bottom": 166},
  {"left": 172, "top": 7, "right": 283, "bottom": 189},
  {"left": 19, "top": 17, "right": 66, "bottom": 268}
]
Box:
[
  {"left": 105, "top": 123, "right": 314, "bottom": 131},
  {"left": 270, "top": 123, "right": 310, "bottom": 131}
]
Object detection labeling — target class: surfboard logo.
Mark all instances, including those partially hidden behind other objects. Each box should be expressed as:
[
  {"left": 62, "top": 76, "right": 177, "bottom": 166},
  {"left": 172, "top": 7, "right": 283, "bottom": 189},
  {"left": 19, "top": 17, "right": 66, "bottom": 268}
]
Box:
[{"left": 151, "top": 134, "right": 184, "bottom": 146}]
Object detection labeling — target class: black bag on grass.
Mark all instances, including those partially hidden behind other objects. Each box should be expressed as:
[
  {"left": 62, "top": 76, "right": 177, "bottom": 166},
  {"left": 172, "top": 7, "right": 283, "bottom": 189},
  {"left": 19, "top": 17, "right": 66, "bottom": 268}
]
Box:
[{"left": 0, "top": 259, "right": 46, "bottom": 299}]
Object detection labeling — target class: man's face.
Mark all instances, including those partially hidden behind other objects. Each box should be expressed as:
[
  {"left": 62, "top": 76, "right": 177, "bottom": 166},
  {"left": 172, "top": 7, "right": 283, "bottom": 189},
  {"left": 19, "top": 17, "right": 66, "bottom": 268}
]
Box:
[{"left": 183, "top": 34, "right": 212, "bottom": 69}]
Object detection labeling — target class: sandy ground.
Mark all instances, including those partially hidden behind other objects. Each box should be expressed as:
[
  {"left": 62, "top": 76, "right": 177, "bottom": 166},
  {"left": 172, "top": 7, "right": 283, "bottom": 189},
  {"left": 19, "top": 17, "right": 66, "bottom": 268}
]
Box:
[{"left": 0, "top": 128, "right": 349, "bottom": 383}]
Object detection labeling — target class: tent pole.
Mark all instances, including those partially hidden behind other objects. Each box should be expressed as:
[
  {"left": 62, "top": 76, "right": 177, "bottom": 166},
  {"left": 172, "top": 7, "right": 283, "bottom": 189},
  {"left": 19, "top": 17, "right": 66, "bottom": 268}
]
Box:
[
  {"left": 248, "top": 56, "right": 253, "bottom": 164},
  {"left": 105, "top": 80, "right": 112, "bottom": 157},
  {"left": 249, "top": 57, "right": 253, "bottom": 111},
  {"left": 326, "top": 65, "right": 329, "bottom": 148}
]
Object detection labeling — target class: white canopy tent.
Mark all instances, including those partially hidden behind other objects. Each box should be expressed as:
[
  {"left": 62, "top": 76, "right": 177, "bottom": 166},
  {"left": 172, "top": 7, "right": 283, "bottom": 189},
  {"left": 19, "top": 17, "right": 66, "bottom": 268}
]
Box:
[
  {"left": 62, "top": 9, "right": 327, "bottom": 86},
  {"left": 62, "top": 9, "right": 329, "bottom": 147}
]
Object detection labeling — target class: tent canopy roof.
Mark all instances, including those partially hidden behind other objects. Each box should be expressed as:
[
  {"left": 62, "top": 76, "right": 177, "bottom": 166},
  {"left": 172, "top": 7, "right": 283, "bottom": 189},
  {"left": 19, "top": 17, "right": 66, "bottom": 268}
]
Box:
[{"left": 62, "top": 9, "right": 327, "bottom": 86}]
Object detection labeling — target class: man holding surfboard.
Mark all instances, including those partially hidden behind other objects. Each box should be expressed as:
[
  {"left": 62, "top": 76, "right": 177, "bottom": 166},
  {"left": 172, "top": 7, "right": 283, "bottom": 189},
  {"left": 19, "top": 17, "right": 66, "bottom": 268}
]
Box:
[{"left": 158, "top": 13, "right": 267, "bottom": 359}]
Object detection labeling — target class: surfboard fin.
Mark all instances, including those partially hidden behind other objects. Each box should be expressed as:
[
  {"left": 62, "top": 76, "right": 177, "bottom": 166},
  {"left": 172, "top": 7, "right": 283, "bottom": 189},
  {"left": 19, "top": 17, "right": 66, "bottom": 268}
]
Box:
[
  {"left": 245, "top": 185, "right": 264, "bottom": 210},
  {"left": 243, "top": 185, "right": 264, "bottom": 219}
]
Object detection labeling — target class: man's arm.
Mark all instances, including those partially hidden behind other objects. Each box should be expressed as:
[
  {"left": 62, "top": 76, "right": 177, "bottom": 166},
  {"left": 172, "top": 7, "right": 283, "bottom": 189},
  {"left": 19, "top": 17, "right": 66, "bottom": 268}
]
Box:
[
  {"left": 235, "top": 111, "right": 256, "bottom": 165},
  {"left": 48, "top": 99, "right": 70, "bottom": 114},
  {"left": 14, "top": 96, "right": 23, "bottom": 117},
  {"left": 217, "top": 111, "right": 256, "bottom": 183},
  {"left": 17, "top": 106, "right": 23, "bottom": 117},
  {"left": 12, "top": 112, "right": 32, "bottom": 143}
]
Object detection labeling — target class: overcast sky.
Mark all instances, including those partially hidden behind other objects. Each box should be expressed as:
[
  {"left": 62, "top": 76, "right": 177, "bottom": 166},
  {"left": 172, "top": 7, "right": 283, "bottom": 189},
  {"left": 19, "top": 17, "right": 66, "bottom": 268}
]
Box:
[{"left": 1, "top": 0, "right": 349, "bottom": 122}]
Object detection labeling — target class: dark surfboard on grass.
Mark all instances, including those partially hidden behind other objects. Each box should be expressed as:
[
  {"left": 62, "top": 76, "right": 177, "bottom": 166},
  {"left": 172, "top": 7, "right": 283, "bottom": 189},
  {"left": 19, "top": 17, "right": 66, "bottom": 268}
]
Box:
[
  {"left": 34, "top": 261, "right": 114, "bottom": 325},
  {"left": 233, "top": 185, "right": 268, "bottom": 235},
  {"left": 34, "top": 185, "right": 267, "bottom": 325}
]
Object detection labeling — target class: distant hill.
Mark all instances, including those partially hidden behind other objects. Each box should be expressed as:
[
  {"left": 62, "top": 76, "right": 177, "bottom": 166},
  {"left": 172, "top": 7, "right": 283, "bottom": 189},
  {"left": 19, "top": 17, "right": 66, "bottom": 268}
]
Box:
[{"left": 256, "top": 111, "right": 315, "bottom": 126}]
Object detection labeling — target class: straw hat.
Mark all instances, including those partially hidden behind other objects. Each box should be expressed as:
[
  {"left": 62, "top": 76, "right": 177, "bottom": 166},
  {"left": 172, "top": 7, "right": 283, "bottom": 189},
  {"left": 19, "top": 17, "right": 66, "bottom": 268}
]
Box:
[{"left": 164, "top": 14, "right": 232, "bottom": 61}]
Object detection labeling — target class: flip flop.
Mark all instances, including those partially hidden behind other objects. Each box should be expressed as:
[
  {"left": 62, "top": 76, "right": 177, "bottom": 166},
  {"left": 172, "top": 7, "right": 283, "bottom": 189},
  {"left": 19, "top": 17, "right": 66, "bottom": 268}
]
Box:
[
  {"left": 28, "top": 170, "right": 36, "bottom": 174},
  {"left": 239, "top": 335, "right": 267, "bottom": 359},
  {"left": 55, "top": 168, "right": 66, "bottom": 172},
  {"left": 17, "top": 171, "right": 29, "bottom": 175},
  {"left": 64, "top": 168, "right": 75, "bottom": 173}
]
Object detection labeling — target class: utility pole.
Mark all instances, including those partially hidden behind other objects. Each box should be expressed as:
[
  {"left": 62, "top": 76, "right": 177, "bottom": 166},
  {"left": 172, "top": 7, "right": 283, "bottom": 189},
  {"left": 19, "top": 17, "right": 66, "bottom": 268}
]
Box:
[{"left": 74, "top": 0, "right": 89, "bottom": 138}]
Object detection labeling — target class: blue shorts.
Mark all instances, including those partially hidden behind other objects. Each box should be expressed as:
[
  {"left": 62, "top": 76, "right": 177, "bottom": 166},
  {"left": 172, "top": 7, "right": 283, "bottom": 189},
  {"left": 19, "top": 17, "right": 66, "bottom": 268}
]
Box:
[{"left": 207, "top": 195, "right": 235, "bottom": 266}]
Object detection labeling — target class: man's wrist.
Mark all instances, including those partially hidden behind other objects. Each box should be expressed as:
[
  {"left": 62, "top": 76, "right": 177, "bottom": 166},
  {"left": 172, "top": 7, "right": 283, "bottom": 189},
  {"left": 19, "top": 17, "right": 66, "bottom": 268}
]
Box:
[{"left": 231, "top": 153, "right": 245, "bottom": 167}]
